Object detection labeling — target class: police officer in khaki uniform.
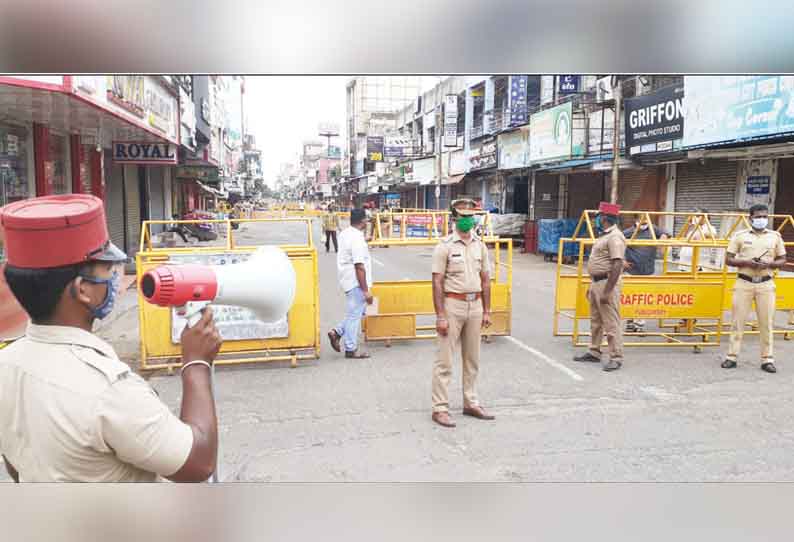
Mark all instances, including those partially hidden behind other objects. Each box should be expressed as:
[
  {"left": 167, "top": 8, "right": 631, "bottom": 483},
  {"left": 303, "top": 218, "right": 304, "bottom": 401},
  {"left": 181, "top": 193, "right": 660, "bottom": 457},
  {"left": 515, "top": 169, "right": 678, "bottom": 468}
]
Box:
[
  {"left": 0, "top": 195, "right": 222, "bottom": 482},
  {"left": 723, "top": 203, "right": 787, "bottom": 373},
  {"left": 574, "top": 202, "right": 627, "bottom": 372},
  {"left": 431, "top": 199, "right": 493, "bottom": 428}
]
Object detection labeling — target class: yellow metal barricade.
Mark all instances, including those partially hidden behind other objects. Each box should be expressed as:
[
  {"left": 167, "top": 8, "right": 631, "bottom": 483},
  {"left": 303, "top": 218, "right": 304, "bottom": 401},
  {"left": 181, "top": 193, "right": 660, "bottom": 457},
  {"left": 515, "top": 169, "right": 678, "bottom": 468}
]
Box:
[
  {"left": 554, "top": 209, "right": 794, "bottom": 350},
  {"left": 362, "top": 215, "right": 512, "bottom": 343},
  {"left": 136, "top": 217, "right": 320, "bottom": 372},
  {"left": 370, "top": 210, "right": 493, "bottom": 246}
]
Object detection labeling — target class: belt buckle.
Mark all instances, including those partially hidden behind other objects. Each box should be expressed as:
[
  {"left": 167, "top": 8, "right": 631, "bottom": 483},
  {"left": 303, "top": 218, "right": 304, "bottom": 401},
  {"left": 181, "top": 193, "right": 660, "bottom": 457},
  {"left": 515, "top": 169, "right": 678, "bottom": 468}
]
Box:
[
  {"left": 753, "top": 276, "right": 763, "bottom": 284},
  {"left": 465, "top": 293, "right": 477, "bottom": 302}
]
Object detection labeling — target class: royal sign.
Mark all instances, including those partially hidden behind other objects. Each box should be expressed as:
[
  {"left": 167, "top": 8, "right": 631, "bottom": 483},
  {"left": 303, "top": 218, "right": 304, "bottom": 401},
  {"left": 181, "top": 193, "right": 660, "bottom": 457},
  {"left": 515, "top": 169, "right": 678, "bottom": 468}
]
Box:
[{"left": 112, "top": 141, "right": 177, "bottom": 164}]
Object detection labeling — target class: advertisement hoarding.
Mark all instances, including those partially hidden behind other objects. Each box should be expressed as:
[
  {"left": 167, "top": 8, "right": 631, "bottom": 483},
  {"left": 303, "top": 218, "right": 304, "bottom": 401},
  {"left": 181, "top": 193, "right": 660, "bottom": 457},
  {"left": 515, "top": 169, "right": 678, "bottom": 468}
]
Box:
[
  {"left": 469, "top": 137, "right": 497, "bottom": 171},
  {"left": 366, "top": 136, "right": 384, "bottom": 162},
  {"left": 530, "top": 101, "right": 580, "bottom": 163},
  {"left": 498, "top": 128, "right": 530, "bottom": 170},
  {"left": 683, "top": 75, "right": 794, "bottom": 147}
]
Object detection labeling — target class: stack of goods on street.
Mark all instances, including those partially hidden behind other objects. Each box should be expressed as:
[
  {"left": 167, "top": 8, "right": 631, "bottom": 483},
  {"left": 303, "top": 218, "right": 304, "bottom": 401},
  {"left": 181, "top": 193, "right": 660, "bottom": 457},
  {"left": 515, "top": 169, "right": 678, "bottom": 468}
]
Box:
[
  {"left": 538, "top": 218, "right": 581, "bottom": 262},
  {"left": 488, "top": 214, "right": 528, "bottom": 236}
]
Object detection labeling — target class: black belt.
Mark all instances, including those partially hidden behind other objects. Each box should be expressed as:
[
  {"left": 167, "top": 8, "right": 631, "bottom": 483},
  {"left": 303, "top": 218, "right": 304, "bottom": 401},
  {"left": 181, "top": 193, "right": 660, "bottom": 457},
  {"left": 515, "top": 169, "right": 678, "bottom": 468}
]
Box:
[
  {"left": 590, "top": 274, "right": 608, "bottom": 283},
  {"left": 738, "top": 274, "right": 772, "bottom": 284}
]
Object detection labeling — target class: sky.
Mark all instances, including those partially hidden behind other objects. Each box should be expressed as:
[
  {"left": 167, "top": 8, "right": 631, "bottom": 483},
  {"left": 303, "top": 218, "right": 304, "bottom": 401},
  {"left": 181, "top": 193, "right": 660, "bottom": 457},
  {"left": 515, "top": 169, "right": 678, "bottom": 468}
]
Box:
[{"left": 244, "top": 76, "right": 444, "bottom": 186}]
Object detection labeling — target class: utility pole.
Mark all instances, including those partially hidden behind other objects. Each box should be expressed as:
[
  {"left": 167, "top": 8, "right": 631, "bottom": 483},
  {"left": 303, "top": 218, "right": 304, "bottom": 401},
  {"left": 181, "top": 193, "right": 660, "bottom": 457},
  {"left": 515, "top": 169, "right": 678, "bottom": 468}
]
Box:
[{"left": 609, "top": 77, "right": 622, "bottom": 204}]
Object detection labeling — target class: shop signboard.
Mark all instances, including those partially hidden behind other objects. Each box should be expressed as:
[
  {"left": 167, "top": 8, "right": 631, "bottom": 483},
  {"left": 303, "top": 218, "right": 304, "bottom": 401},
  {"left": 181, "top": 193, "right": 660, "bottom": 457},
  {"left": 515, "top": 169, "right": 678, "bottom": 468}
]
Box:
[
  {"left": 113, "top": 141, "right": 177, "bottom": 164},
  {"left": 498, "top": 128, "right": 530, "bottom": 170},
  {"left": 175, "top": 166, "right": 220, "bottom": 183},
  {"left": 469, "top": 137, "right": 497, "bottom": 171},
  {"left": 107, "top": 75, "right": 146, "bottom": 118},
  {"left": 683, "top": 75, "right": 794, "bottom": 147},
  {"left": 384, "top": 136, "right": 420, "bottom": 158},
  {"left": 444, "top": 94, "right": 458, "bottom": 147},
  {"left": 558, "top": 75, "right": 580, "bottom": 95},
  {"left": 405, "top": 157, "right": 435, "bottom": 185},
  {"left": 625, "top": 84, "right": 684, "bottom": 155},
  {"left": 367, "top": 136, "right": 384, "bottom": 162},
  {"left": 449, "top": 149, "right": 467, "bottom": 175},
  {"left": 530, "top": 101, "right": 583, "bottom": 163},
  {"left": 509, "top": 75, "right": 529, "bottom": 126}
]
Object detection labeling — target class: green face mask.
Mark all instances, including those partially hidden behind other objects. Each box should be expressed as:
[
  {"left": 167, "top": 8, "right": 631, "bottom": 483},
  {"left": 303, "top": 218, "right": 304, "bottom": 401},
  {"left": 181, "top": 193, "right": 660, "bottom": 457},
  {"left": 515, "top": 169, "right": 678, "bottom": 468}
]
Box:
[{"left": 456, "top": 216, "right": 475, "bottom": 232}]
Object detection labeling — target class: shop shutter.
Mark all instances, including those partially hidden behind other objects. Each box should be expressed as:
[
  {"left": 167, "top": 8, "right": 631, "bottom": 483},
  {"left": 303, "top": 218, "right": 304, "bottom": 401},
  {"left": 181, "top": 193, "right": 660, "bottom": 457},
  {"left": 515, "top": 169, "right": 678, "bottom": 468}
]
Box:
[
  {"left": 104, "top": 157, "right": 126, "bottom": 255},
  {"left": 617, "top": 168, "right": 663, "bottom": 212},
  {"left": 674, "top": 161, "right": 738, "bottom": 234},
  {"left": 567, "top": 172, "right": 604, "bottom": 221},
  {"left": 148, "top": 167, "right": 166, "bottom": 235},
  {"left": 124, "top": 165, "right": 141, "bottom": 263},
  {"left": 533, "top": 173, "right": 559, "bottom": 219}
]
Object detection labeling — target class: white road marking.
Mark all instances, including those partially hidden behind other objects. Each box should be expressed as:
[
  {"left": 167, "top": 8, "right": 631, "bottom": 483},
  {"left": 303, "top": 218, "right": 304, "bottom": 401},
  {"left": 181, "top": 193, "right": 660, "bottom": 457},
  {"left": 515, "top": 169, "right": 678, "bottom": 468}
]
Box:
[
  {"left": 372, "top": 257, "right": 385, "bottom": 267},
  {"left": 505, "top": 336, "right": 584, "bottom": 381}
]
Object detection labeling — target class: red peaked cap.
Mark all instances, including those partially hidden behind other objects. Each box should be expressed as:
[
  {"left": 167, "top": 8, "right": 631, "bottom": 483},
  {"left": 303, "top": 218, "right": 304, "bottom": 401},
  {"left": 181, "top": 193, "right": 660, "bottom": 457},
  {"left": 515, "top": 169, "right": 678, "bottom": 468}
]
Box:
[
  {"left": 0, "top": 194, "right": 127, "bottom": 269},
  {"left": 598, "top": 202, "right": 621, "bottom": 216}
]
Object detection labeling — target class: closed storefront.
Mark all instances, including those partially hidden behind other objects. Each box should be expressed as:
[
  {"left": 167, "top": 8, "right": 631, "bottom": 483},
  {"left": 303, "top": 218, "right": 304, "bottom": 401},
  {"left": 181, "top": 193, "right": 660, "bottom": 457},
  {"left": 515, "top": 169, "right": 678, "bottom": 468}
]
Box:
[
  {"left": 147, "top": 166, "right": 168, "bottom": 234},
  {"left": 615, "top": 167, "right": 666, "bottom": 212},
  {"left": 567, "top": 172, "right": 604, "bottom": 220},
  {"left": 125, "top": 165, "right": 142, "bottom": 266},
  {"left": 775, "top": 158, "right": 794, "bottom": 260},
  {"left": 104, "top": 154, "right": 127, "bottom": 256},
  {"left": 0, "top": 121, "right": 34, "bottom": 209},
  {"left": 674, "top": 160, "right": 739, "bottom": 233},
  {"left": 533, "top": 173, "right": 559, "bottom": 219}
]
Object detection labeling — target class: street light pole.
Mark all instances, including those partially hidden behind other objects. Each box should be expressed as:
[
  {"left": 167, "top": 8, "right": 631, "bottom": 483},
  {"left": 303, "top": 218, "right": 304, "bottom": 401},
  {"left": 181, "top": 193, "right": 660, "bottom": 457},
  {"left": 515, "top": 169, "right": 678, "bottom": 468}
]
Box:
[{"left": 610, "top": 78, "right": 622, "bottom": 204}]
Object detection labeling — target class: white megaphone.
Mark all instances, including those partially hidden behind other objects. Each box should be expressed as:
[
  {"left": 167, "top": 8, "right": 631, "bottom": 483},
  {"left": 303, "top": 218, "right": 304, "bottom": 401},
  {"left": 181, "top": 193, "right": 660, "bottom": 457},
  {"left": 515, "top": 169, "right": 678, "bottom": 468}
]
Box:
[{"left": 140, "top": 245, "right": 297, "bottom": 326}]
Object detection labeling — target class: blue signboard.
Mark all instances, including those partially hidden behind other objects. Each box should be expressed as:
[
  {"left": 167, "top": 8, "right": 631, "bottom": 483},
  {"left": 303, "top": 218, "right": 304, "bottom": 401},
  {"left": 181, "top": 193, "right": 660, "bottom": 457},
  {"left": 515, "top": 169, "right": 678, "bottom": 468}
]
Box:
[
  {"left": 558, "top": 75, "right": 580, "bottom": 95},
  {"left": 746, "top": 176, "right": 771, "bottom": 195},
  {"left": 684, "top": 76, "right": 794, "bottom": 147},
  {"left": 510, "top": 75, "right": 528, "bottom": 126}
]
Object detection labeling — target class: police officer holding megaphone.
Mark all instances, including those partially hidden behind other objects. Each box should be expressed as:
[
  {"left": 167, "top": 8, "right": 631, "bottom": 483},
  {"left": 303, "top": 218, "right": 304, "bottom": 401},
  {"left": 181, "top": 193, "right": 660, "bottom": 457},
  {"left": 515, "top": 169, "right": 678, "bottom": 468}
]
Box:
[{"left": 0, "top": 195, "right": 295, "bottom": 483}]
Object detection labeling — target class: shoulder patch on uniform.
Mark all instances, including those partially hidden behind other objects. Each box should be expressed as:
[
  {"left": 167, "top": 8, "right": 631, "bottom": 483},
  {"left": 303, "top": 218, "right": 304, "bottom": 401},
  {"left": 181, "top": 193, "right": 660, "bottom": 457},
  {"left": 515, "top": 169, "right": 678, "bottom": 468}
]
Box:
[{"left": 70, "top": 345, "right": 131, "bottom": 383}]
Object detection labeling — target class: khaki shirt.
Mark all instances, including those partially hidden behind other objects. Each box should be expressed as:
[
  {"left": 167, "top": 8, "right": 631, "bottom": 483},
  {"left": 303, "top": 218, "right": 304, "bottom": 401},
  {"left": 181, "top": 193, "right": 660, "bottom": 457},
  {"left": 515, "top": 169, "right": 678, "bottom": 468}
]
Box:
[
  {"left": 0, "top": 324, "right": 193, "bottom": 482},
  {"left": 432, "top": 231, "right": 491, "bottom": 294},
  {"left": 322, "top": 212, "right": 340, "bottom": 231},
  {"left": 727, "top": 228, "right": 787, "bottom": 279},
  {"left": 587, "top": 225, "right": 626, "bottom": 276}
]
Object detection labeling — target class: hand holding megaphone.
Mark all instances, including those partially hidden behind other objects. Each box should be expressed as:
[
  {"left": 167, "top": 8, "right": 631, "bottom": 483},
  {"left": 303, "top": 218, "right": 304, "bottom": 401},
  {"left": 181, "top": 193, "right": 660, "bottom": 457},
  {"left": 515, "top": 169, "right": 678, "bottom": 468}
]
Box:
[{"left": 140, "top": 245, "right": 297, "bottom": 328}]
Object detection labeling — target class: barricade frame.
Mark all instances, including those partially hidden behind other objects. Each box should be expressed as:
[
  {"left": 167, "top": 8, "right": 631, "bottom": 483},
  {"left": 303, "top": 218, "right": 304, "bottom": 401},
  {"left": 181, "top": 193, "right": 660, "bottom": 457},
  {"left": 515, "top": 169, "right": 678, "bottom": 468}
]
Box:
[{"left": 554, "top": 209, "right": 794, "bottom": 351}]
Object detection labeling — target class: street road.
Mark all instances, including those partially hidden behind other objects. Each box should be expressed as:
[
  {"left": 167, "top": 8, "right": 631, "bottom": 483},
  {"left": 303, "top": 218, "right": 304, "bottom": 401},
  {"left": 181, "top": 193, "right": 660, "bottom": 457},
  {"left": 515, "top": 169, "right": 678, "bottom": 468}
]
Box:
[{"left": 4, "top": 218, "right": 794, "bottom": 482}]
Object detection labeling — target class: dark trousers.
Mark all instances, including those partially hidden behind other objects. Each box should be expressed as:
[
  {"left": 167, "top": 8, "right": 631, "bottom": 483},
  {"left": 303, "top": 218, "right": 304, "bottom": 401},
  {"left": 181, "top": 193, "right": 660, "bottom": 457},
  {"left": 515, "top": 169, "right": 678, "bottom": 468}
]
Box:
[
  {"left": 325, "top": 230, "right": 338, "bottom": 252},
  {"left": 168, "top": 226, "right": 190, "bottom": 243}
]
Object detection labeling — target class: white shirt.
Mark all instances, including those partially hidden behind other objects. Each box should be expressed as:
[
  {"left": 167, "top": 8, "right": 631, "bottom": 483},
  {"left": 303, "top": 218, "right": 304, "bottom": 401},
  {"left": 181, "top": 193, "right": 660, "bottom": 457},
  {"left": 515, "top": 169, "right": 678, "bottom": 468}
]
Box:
[{"left": 337, "top": 226, "right": 372, "bottom": 292}]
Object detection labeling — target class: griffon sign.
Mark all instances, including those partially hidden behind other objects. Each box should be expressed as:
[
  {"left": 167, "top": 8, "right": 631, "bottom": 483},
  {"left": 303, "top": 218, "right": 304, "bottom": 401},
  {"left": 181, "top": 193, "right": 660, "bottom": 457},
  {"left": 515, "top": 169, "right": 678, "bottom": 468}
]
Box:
[{"left": 112, "top": 141, "right": 178, "bottom": 164}]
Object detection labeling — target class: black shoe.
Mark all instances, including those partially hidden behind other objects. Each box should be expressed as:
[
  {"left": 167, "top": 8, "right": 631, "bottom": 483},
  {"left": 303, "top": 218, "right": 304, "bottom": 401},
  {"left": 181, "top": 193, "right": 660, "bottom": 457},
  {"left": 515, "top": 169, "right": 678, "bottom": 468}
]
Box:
[
  {"left": 761, "top": 362, "right": 777, "bottom": 373},
  {"left": 602, "top": 360, "right": 622, "bottom": 372},
  {"left": 721, "top": 359, "right": 737, "bottom": 369},
  {"left": 573, "top": 352, "right": 601, "bottom": 363}
]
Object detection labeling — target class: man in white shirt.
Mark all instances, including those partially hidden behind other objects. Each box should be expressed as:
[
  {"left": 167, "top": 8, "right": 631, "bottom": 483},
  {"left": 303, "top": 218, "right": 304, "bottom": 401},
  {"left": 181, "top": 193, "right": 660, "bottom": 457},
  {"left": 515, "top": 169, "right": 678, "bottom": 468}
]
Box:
[{"left": 327, "top": 209, "right": 373, "bottom": 358}]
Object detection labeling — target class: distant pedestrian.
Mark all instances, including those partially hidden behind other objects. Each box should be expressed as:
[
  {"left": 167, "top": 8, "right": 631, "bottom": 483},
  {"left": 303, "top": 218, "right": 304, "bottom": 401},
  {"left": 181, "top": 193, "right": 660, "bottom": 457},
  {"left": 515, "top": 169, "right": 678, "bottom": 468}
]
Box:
[
  {"left": 679, "top": 208, "right": 716, "bottom": 271},
  {"left": 327, "top": 209, "right": 373, "bottom": 359},
  {"left": 322, "top": 204, "right": 340, "bottom": 253}
]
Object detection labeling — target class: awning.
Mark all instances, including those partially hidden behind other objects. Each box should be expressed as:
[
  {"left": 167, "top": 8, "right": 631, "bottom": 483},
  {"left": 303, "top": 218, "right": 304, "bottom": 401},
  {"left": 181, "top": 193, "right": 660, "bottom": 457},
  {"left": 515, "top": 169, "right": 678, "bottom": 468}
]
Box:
[
  {"left": 443, "top": 174, "right": 465, "bottom": 185},
  {"left": 196, "top": 181, "right": 226, "bottom": 197},
  {"left": 535, "top": 157, "right": 601, "bottom": 172}
]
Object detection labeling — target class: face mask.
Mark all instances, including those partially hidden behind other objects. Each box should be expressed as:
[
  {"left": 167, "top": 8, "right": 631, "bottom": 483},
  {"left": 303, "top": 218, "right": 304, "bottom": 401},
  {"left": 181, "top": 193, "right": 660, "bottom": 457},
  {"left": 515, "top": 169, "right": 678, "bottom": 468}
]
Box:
[
  {"left": 638, "top": 223, "right": 649, "bottom": 231},
  {"left": 752, "top": 217, "right": 768, "bottom": 230},
  {"left": 456, "top": 216, "right": 475, "bottom": 232},
  {"left": 80, "top": 270, "right": 120, "bottom": 320},
  {"left": 594, "top": 216, "right": 603, "bottom": 232}
]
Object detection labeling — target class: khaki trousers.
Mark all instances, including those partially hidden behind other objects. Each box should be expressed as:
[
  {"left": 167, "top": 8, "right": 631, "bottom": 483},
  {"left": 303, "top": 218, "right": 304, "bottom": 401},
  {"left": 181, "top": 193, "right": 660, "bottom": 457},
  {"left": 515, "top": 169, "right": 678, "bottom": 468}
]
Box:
[
  {"left": 432, "top": 297, "right": 483, "bottom": 413},
  {"left": 587, "top": 279, "right": 624, "bottom": 362},
  {"left": 727, "top": 279, "right": 776, "bottom": 362}
]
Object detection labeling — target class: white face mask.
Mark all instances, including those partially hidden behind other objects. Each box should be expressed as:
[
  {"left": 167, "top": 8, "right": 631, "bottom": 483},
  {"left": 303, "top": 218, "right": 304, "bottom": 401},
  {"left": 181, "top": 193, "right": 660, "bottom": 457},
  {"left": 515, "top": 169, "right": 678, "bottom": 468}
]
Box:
[
  {"left": 638, "top": 223, "right": 649, "bottom": 231},
  {"left": 751, "top": 217, "right": 768, "bottom": 230}
]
